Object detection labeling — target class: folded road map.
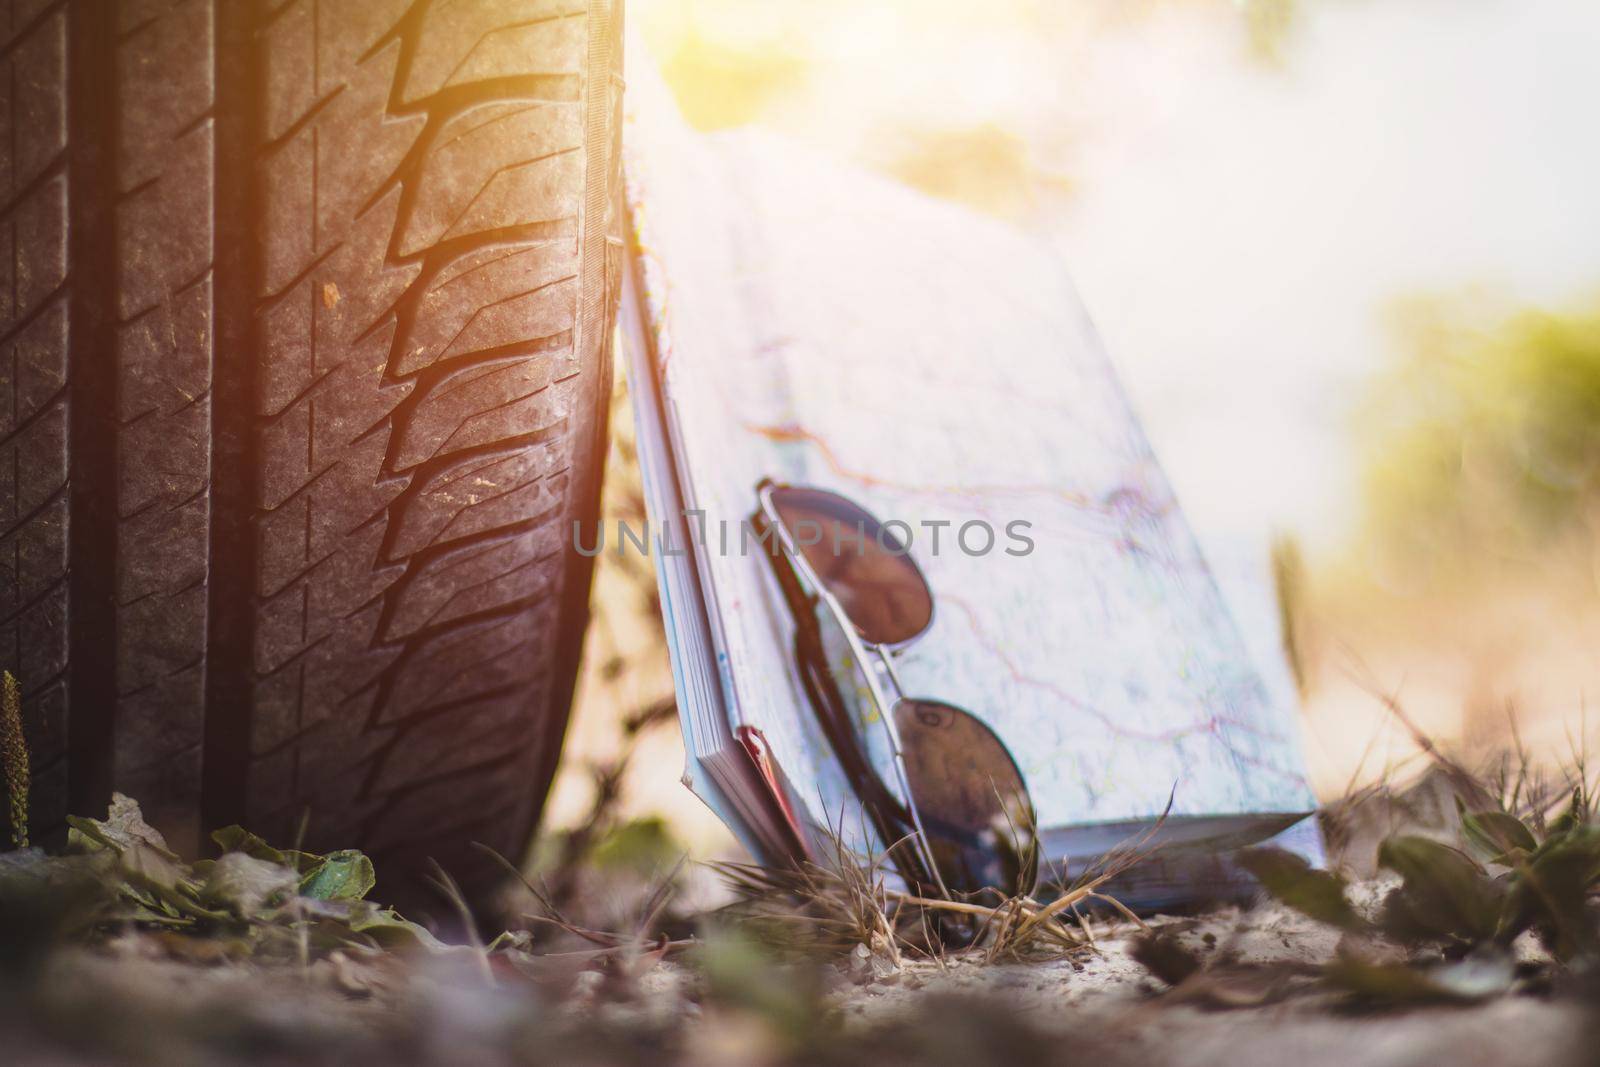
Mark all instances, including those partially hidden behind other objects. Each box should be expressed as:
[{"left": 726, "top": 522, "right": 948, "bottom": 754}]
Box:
[{"left": 618, "top": 66, "right": 1322, "bottom": 906}]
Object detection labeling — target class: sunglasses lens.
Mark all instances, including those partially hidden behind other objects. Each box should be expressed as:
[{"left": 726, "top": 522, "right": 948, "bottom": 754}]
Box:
[
  {"left": 894, "top": 699, "right": 1037, "bottom": 898},
  {"left": 769, "top": 487, "right": 933, "bottom": 646}
]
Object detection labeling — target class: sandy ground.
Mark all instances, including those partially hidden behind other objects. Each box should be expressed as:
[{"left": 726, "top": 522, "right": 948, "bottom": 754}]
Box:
[
  {"left": 838, "top": 897, "right": 1589, "bottom": 1067},
  {"left": 7, "top": 887, "right": 1591, "bottom": 1067}
]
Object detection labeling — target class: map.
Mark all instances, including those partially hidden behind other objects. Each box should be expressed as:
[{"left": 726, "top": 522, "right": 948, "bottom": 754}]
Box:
[{"left": 624, "top": 68, "right": 1318, "bottom": 867}]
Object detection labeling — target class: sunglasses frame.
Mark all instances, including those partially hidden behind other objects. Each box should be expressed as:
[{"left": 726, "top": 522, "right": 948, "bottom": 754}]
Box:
[{"left": 755, "top": 478, "right": 974, "bottom": 897}]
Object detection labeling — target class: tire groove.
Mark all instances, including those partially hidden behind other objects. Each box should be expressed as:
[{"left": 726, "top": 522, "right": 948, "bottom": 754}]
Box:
[
  {"left": 435, "top": 11, "right": 583, "bottom": 93},
  {"left": 426, "top": 272, "right": 577, "bottom": 363},
  {"left": 64, "top": 0, "right": 120, "bottom": 821},
  {"left": 0, "top": 475, "right": 67, "bottom": 541},
  {"left": 0, "top": 384, "right": 67, "bottom": 450},
  {"left": 355, "top": 749, "right": 524, "bottom": 837},
  {"left": 202, "top": 0, "right": 265, "bottom": 837},
  {"left": 0, "top": 0, "right": 66, "bottom": 64},
  {"left": 0, "top": 150, "right": 66, "bottom": 220}
]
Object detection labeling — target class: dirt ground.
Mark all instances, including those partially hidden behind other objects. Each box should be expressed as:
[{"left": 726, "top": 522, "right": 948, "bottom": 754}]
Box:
[{"left": 5, "top": 886, "right": 1591, "bottom": 1067}]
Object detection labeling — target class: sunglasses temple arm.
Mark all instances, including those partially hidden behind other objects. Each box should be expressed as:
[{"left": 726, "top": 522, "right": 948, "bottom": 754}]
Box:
[
  {"left": 756, "top": 493, "right": 949, "bottom": 898},
  {"left": 761, "top": 513, "right": 916, "bottom": 851},
  {"left": 841, "top": 625, "right": 951, "bottom": 899},
  {"left": 751, "top": 512, "right": 801, "bottom": 602},
  {"left": 795, "top": 635, "right": 938, "bottom": 885}
]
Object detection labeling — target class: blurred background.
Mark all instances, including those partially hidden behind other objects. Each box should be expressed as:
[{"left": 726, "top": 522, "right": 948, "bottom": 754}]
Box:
[{"left": 544, "top": 0, "right": 1600, "bottom": 862}]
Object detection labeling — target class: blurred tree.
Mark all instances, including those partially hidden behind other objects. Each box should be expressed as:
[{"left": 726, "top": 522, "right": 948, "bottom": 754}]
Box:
[
  {"left": 657, "top": 25, "right": 809, "bottom": 130},
  {"left": 1357, "top": 295, "right": 1600, "bottom": 593},
  {"left": 877, "top": 123, "right": 1046, "bottom": 221},
  {"left": 1240, "top": 0, "right": 1299, "bottom": 63}
]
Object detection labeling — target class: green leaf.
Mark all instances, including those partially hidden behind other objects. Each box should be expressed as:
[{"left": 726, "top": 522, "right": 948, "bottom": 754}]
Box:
[
  {"left": 119, "top": 842, "right": 186, "bottom": 894},
  {"left": 211, "top": 825, "right": 328, "bottom": 877},
  {"left": 210, "top": 825, "right": 289, "bottom": 866},
  {"left": 1496, "top": 824, "right": 1600, "bottom": 959},
  {"left": 1377, "top": 835, "right": 1502, "bottom": 944},
  {"left": 67, "top": 794, "right": 176, "bottom": 859},
  {"left": 1456, "top": 801, "right": 1538, "bottom": 865},
  {"left": 116, "top": 843, "right": 232, "bottom": 923},
  {"left": 344, "top": 902, "right": 447, "bottom": 952},
  {"left": 298, "top": 850, "right": 375, "bottom": 901},
  {"left": 1547, "top": 786, "right": 1587, "bottom": 839},
  {"left": 1325, "top": 951, "right": 1514, "bottom": 1006},
  {"left": 1238, "top": 847, "right": 1364, "bottom": 930},
  {"left": 201, "top": 852, "right": 298, "bottom": 919}
]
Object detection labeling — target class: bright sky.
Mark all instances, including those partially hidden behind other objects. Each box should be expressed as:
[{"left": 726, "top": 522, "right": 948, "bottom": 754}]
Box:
[
  {"left": 640, "top": 0, "right": 1600, "bottom": 559},
  {"left": 1050, "top": 0, "right": 1600, "bottom": 560}
]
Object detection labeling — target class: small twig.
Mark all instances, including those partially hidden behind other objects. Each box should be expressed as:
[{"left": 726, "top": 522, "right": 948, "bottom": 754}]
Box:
[
  {"left": 290, "top": 808, "right": 312, "bottom": 854},
  {"left": 518, "top": 912, "right": 633, "bottom": 949},
  {"left": 1343, "top": 654, "right": 1491, "bottom": 806},
  {"left": 529, "top": 937, "right": 697, "bottom": 962},
  {"left": 426, "top": 859, "right": 494, "bottom": 988},
  {"left": 1011, "top": 881, "right": 1108, "bottom": 941},
  {"left": 636, "top": 854, "right": 688, "bottom": 933},
  {"left": 1069, "top": 900, "right": 1097, "bottom": 946},
  {"left": 1088, "top": 891, "right": 1150, "bottom": 933},
  {"left": 474, "top": 842, "right": 624, "bottom": 950},
  {"left": 885, "top": 889, "right": 1080, "bottom": 953},
  {"left": 884, "top": 891, "right": 1008, "bottom": 918}
]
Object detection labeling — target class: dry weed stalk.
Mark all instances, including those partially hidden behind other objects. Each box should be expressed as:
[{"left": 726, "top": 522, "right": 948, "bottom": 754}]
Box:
[{"left": 2, "top": 670, "right": 27, "bottom": 848}]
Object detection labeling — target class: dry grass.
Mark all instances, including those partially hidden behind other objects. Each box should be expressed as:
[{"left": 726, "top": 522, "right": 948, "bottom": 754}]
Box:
[{"left": 706, "top": 801, "right": 1166, "bottom": 966}]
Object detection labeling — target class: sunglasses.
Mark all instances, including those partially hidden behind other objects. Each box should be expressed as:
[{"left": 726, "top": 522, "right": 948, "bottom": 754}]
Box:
[{"left": 753, "top": 479, "right": 1038, "bottom": 901}]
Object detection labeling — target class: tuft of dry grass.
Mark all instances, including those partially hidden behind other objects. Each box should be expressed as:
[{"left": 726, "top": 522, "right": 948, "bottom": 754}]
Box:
[
  {"left": 706, "top": 824, "right": 904, "bottom": 965},
  {"left": 707, "top": 805, "right": 1166, "bottom": 965}
]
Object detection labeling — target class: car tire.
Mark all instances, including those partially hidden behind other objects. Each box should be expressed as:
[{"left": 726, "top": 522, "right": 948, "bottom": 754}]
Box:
[{"left": 0, "top": 0, "right": 622, "bottom": 909}]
